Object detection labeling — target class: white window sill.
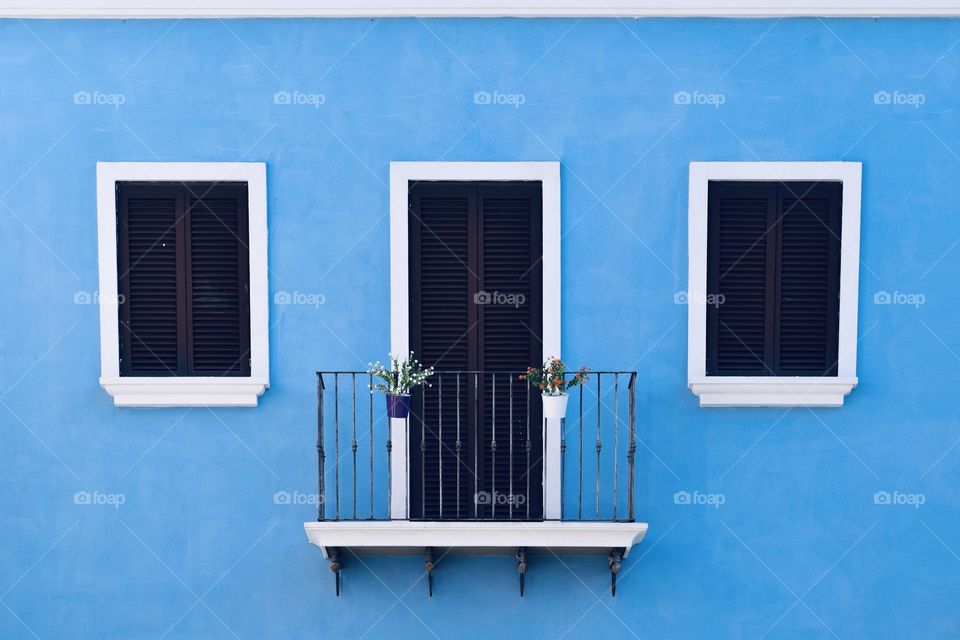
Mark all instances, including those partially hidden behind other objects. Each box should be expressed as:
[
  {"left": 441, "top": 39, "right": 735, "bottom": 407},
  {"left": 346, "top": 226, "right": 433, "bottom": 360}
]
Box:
[
  {"left": 688, "top": 376, "right": 858, "bottom": 407},
  {"left": 303, "top": 520, "right": 648, "bottom": 557},
  {"left": 100, "top": 377, "right": 269, "bottom": 407}
]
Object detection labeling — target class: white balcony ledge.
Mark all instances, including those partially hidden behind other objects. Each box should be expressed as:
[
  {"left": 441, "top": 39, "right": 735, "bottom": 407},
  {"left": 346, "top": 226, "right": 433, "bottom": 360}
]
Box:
[
  {"left": 303, "top": 520, "right": 648, "bottom": 557},
  {"left": 688, "top": 376, "right": 858, "bottom": 407}
]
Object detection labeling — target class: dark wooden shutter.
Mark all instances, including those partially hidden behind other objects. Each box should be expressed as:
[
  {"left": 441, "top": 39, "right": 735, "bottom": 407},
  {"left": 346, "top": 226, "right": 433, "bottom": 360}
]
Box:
[
  {"left": 706, "top": 181, "right": 841, "bottom": 377},
  {"left": 408, "top": 181, "right": 543, "bottom": 521},
  {"left": 117, "top": 182, "right": 251, "bottom": 377},
  {"left": 118, "top": 186, "right": 184, "bottom": 375},
  {"left": 409, "top": 183, "right": 474, "bottom": 520},
  {"left": 706, "top": 183, "right": 774, "bottom": 376},
  {"left": 775, "top": 184, "right": 842, "bottom": 375},
  {"left": 185, "top": 184, "right": 251, "bottom": 376},
  {"left": 478, "top": 184, "right": 542, "bottom": 520}
]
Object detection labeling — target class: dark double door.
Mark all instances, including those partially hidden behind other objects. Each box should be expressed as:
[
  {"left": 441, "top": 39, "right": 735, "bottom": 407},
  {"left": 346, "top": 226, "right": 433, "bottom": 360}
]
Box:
[{"left": 408, "top": 181, "right": 544, "bottom": 521}]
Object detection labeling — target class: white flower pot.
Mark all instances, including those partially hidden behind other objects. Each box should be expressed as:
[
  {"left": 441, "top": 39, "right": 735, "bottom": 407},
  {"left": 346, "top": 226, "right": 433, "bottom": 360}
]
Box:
[{"left": 542, "top": 393, "right": 569, "bottom": 420}]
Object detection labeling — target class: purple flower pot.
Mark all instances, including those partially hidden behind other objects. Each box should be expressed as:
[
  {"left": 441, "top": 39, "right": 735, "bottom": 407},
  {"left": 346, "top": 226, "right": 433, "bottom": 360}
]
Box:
[{"left": 386, "top": 394, "right": 412, "bottom": 419}]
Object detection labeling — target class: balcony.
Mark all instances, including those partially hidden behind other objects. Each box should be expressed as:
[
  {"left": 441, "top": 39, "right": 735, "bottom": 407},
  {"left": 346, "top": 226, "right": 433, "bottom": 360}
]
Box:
[{"left": 303, "top": 370, "right": 648, "bottom": 596}]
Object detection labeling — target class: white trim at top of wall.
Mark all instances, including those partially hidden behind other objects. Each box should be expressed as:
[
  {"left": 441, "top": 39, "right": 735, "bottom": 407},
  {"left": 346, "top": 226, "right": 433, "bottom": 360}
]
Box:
[
  {"left": 686, "top": 161, "right": 862, "bottom": 408},
  {"left": 95, "top": 161, "right": 269, "bottom": 407},
  {"left": 4, "top": 1, "right": 960, "bottom": 18}
]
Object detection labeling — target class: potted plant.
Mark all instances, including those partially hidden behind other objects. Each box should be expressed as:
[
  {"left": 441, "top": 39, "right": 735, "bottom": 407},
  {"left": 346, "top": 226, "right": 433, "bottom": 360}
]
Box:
[
  {"left": 519, "top": 357, "right": 589, "bottom": 420},
  {"left": 369, "top": 352, "right": 435, "bottom": 419}
]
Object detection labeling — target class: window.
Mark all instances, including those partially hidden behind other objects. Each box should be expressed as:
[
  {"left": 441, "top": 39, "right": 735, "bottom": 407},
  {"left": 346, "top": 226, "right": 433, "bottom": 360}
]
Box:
[
  {"left": 707, "top": 181, "right": 841, "bottom": 377},
  {"left": 388, "top": 162, "right": 561, "bottom": 519},
  {"left": 96, "top": 163, "right": 268, "bottom": 406},
  {"left": 118, "top": 182, "right": 251, "bottom": 377},
  {"left": 407, "top": 180, "right": 544, "bottom": 520},
  {"left": 687, "top": 163, "right": 861, "bottom": 407}
]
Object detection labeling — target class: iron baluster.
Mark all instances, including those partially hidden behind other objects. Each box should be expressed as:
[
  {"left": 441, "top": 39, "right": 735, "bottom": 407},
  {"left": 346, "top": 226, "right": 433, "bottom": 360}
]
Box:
[
  {"left": 352, "top": 373, "right": 358, "bottom": 519},
  {"left": 491, "top": 373, "right": 497, "bottom": 520},
  {"left": 596, "top": 375, "right": 601, "bottom": 519},
  {"left": 578, "top": 384, "right": 583, "bottom": 520},
  {"left": 525, "top": 379, "right": 531, "bottom": 521},
  {"left": 421, "top": 389, "right": 426, "bottom": 519},
  {"left": 560, "top": 416, "right": 566, "bottom": 520},
  {"left": 317, "top": 373, "right": 325, "bottom": 521},
  {"left": 456, "top": 373, "right": 462, "bottom": 521},
  {"left": 613, "top": 373, "right": 619, "bottom": 521},
  {"left": 334, "top": 373, "right": 340, "bottom": 521},
  {"left": 509, "top": 375, "right": 514, "bottom": 520},
  {"left": 404, "top": 413, "right": 409, "bottom": 519},
  {"left": 628, "top": 372, "right": 637, "bottom": 522},
  {"left": 474, "top": 373, "right": 479, "bottom": 520},
  {"left": 369, "top": 373, "right": 374, "bottom": 519},
  {"left": 438, "top": 373, "right": 443, "bottom": 519},
  {"left": 386, "top": 426, "right": 393, "bottom": 519}
]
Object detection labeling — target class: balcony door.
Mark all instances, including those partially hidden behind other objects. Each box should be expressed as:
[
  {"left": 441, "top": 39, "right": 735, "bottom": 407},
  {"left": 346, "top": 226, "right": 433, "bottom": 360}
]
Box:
[{"left": 408, "top": 181, "right": 543, "bottom": 521}]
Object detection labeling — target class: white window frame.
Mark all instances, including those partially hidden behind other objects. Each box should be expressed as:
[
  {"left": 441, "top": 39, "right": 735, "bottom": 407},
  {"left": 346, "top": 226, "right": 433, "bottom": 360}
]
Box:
[
  {"left": 388, "top": 161, "right": 561, "bottom": 518},
  {"left": 687, "top": 162, "right": 861, "bottom": 407},
  {"left": 96, "top": 162, "right": 269, "bottom": 407}
]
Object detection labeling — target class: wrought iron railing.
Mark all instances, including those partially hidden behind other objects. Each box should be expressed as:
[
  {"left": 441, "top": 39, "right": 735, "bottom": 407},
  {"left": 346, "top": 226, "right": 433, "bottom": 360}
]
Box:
[{"left": 316, "top": 370, "right": 636, "bottom": 522}]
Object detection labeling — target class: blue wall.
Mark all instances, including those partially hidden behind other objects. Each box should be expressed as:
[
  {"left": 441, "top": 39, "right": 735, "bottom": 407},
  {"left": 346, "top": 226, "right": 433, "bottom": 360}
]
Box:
[{"left": 1, "top": 17, "right": 959, "bottom": 639}]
